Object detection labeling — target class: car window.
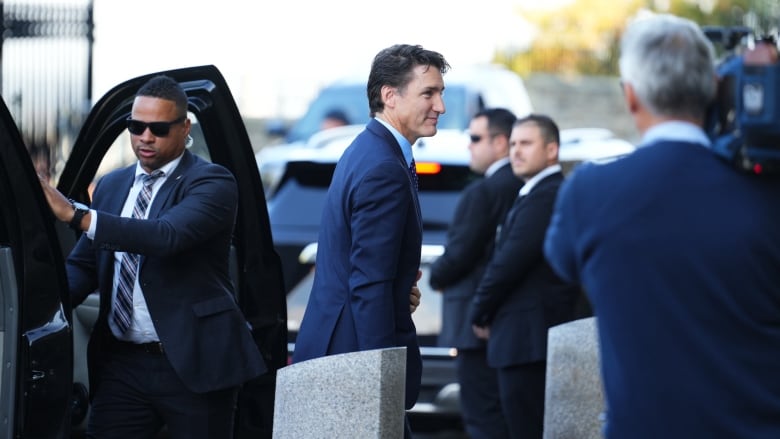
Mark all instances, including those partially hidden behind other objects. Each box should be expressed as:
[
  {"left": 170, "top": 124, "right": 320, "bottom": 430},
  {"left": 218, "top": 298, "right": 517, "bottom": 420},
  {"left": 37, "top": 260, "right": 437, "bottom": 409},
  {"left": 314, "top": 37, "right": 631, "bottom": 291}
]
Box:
[
  {"left": 285, "top": 86, "right": 370, "bottom": 143},
  {"left": 270, "top": 161, "right": 475, "bottom": 231}
]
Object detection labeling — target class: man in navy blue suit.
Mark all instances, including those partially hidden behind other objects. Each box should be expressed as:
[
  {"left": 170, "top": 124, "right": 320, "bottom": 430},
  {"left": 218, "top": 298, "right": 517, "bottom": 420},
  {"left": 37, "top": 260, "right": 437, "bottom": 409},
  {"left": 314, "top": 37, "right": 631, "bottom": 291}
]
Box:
[
  {"left": 39, "top": 75, "right": 265, "bottom": 438},
  {"left": 292, "top": 44, "right": 450, "bottom": 432},
  {"left": 429, "top": 108, "right": 520, "bottom": 439},
  {"left": 469, "top": 114, "right": 580, "bottom": 438},
  {"left": 545, "top": 13, "right": 780, "bottom": 438}
]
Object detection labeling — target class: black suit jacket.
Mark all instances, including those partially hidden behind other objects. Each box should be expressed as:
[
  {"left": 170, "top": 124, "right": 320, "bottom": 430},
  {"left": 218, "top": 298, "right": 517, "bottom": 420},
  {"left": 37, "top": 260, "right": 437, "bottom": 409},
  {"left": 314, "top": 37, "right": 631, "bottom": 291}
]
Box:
[
  {"left": 470, "top": 171, "right": 579, "bottom": 368},
  {"left": 429, "top": 162, "right": 522, "bottom": 349},
  {"left": 67, "top": 150, "right": 266, "bottom": 395}
]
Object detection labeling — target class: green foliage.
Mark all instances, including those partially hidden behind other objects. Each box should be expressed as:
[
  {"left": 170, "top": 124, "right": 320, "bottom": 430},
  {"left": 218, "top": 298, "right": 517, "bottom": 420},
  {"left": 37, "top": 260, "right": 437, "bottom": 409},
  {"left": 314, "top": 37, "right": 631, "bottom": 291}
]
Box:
[{"left": 497, "top": 0, "right": 774, "bottom": 77}]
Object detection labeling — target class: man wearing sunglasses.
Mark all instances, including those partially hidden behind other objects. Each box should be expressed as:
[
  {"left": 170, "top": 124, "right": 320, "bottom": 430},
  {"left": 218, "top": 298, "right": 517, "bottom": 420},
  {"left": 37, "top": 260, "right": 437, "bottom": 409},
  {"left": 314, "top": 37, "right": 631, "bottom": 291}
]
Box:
[
  {"left": 428, "top": 108, "right": 520, "bottom": 439},
  {"left": 39, "top": 75, "right": 265, "bottom": 439}
]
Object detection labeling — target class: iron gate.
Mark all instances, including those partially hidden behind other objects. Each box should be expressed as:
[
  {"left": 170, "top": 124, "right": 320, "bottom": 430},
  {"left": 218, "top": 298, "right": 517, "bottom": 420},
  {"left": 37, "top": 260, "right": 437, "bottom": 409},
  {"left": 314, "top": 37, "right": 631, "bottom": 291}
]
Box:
[{"left": 0, "top": 0, "right": 94, "bottom": 179}]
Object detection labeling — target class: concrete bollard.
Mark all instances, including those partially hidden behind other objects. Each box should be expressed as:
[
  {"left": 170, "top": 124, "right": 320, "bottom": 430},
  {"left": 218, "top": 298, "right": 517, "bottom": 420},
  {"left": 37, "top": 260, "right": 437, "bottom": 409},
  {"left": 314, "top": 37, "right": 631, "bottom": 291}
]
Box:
[
  {"left": 544, "top": 317, "right": 605, "bottom": 439},
  {"left": 273, "top": 347, "right": 407, "bottom": 439}
]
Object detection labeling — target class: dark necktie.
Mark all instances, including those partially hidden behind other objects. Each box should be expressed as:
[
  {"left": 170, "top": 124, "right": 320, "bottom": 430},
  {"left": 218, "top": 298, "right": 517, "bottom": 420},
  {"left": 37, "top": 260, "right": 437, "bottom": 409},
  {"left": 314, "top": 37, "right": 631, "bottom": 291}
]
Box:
[
  {"left": 113, "top": 170, "right": 164, "bottom": 334},
  {"left": 409, "top": 159, "right": 419, "bottom": 191}
]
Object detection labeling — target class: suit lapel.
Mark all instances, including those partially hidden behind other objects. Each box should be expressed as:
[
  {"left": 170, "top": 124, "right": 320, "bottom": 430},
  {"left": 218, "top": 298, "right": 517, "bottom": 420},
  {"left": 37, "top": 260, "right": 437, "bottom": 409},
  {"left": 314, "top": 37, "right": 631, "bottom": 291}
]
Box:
[
  {"left": 367, "top": 120, "right": 422, "bottom": 228},
  {"left": 147, "top": 150, "right": 194, "bottom": 219},
  {"left": 501, "top": 171, "right": 564, "bottom": 239},
  {"left": 501, "top": 195, "right": 525, "bottom": 240},
  {"left": 104, "top": 166, "right": 136, "bottom": 215}
]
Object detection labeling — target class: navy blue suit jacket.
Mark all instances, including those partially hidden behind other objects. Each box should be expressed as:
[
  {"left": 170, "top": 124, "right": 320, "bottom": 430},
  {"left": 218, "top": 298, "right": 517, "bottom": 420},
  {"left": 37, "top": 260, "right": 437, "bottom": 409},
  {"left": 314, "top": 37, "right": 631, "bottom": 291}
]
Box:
[
  {"left": 292, "top": 119, "right": 423, "bottom": 409},
  {"left": 545, "top": 140, "right": 780, "bottom": 438},
  {"left": 429, "top": 163, "right": 522, "bottom": 349},
  {"left": 67, "top": 150, "right": 266, "bottom": 395},
  {"left": 470, "top": 172, "right": 579, "bottom": 368}
]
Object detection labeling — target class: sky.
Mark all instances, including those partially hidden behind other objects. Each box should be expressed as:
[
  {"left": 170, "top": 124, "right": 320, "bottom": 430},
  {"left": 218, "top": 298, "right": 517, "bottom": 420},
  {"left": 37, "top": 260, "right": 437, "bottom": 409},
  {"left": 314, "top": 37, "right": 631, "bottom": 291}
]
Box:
[{"left": 90, "top": 0, "right": 551, "bottom": 119}]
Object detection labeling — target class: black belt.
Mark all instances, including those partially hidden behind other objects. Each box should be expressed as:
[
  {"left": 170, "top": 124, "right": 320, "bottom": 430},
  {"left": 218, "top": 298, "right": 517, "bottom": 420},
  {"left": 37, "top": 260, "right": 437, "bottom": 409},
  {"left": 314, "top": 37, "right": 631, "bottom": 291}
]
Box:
[{"left": 111, "top": 338, "right": 165, "bottom": 355}]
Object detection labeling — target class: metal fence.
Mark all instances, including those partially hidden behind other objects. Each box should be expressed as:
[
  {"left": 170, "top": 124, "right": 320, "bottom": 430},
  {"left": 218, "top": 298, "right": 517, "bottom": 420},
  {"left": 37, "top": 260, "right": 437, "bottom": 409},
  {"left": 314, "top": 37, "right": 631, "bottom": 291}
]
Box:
[{"left": 0, "top": 0, "right": 94, "bottom": 178}]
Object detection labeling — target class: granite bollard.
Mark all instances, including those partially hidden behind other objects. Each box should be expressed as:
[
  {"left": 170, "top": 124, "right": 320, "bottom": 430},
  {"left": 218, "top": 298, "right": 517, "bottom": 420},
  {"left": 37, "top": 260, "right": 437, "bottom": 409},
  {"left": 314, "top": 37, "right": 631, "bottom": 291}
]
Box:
[
  {"left": 544, "top": 317, "right": 605, "bottom": 439},
  {"left": 273, "top": 347, "right": 407, "bottom": 439}
]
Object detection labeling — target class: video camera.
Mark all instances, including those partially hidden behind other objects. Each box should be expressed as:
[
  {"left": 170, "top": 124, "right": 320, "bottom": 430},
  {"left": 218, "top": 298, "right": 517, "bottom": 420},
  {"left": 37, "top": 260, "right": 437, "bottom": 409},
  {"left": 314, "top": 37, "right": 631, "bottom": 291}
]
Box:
[{"left": 704, "top": 26, "right": 780, "bottom": 175}]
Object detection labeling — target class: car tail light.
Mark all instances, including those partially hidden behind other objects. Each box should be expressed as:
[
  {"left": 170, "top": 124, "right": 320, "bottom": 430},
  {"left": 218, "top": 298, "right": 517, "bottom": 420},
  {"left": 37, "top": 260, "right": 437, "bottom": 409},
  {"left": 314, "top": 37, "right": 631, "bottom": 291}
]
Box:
[{"left": 414, "top": 162, "right": 441, "bottom": 174}]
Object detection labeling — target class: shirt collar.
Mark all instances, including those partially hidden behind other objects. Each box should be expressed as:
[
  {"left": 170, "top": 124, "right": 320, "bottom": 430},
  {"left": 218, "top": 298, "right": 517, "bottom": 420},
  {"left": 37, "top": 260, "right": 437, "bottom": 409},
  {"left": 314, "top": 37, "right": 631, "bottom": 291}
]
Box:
[
  {"left": 134, "top": 153, "right": 184, "bottom": 182},
  {"left": 485, "top": 157, "right": 510, "bottom": 178},
  {"left": 639, "top": 121, "right": 711, "bottom": 149},
  {"left": 375, "top": 117, "right": 414, "bottom": 167},
  {"left": 519, "top": 164, "right": 561, "bottom": 196}
]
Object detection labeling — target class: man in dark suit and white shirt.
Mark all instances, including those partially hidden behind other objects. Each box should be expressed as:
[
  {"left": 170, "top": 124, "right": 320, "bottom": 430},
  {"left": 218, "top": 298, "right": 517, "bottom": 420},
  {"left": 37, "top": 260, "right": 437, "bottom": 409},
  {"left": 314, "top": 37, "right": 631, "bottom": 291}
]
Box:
[
  {"left": 470, "top": 114, "right": 580, "bottom": 439},
  {"left": 39, "top": 75, "right": 264, "bottom": 438},
  {"left": 429, "top": 107, "right": 520, "bottom": 439},
  {"left": 292, "top": 44, "right": 450, "bottom": 436}
]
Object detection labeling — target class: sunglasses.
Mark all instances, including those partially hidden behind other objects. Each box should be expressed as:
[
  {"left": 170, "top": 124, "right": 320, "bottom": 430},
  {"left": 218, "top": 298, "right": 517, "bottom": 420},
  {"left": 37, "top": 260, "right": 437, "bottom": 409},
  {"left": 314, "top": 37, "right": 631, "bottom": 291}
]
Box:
[
  {"left": 470, "top": 133, "right": 498, "bottom": 143},
  {"left": 126, "top": 116, "right": 186, "bottom": 137}
]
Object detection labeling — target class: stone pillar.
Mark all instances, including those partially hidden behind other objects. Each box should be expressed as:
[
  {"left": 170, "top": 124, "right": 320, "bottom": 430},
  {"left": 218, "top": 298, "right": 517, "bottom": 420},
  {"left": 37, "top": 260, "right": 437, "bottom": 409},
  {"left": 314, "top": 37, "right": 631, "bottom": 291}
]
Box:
[
  {"left": 544, "top": 317, "right": 605, "bottom": 439},
  {"left": 273, "top": 347, "right": 407, "bottom": 439}
]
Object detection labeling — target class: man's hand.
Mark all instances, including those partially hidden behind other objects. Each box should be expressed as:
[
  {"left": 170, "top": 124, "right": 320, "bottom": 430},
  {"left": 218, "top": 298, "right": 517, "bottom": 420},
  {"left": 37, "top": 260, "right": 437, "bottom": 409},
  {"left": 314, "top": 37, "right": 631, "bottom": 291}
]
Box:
[
  {"left": 472, "top": 324, "right": 490, "bottom": 340},
  {"left": 38, "top": 174, "right": 76, "bottom": 223},
  {"left": 410, "top": 269, "right": 423, "bottom": 313},
  {"left": 410, "top": 285, "right": 421, "bottom": 313}
]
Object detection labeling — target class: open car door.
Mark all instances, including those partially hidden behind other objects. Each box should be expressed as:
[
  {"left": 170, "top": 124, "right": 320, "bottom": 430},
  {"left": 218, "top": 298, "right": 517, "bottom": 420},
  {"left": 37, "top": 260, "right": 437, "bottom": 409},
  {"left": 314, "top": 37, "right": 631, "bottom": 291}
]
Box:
[
  {"left": 59, "top": 65, "right": 287, "bottom": 437},
  {"left": 0, "top": 65, "right": 285, "bottom": 438},
  {"left": 0, "top": 87, "right": 73, "bottom": 436}
]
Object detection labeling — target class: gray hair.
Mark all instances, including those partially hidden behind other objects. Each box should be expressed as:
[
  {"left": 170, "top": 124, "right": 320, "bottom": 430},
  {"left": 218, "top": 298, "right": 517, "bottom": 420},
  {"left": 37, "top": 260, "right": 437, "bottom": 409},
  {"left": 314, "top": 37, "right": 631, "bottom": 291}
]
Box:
[{"left": 619, "top": 13, "right": 717, "bottom": 120}]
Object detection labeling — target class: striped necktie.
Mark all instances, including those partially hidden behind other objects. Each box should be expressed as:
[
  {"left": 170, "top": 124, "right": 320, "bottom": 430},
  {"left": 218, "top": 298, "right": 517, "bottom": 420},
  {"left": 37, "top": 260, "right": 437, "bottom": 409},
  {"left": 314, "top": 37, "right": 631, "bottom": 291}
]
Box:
[{"left": 113, "top": 170, "right": 164, "bottom": 334}]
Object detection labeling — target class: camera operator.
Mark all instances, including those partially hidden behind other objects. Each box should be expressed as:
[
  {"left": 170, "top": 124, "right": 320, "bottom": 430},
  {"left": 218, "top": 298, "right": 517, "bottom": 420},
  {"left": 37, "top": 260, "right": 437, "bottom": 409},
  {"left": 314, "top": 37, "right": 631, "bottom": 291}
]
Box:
[{"left": 544, "top": 12, "right": 780, "bottom": 439}]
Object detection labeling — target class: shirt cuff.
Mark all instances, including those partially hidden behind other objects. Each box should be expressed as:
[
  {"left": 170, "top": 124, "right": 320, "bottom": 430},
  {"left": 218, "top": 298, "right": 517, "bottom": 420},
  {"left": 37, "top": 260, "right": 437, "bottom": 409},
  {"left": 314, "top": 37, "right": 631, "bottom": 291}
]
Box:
[{"left": 86, "top": 209, "right": 97, "bottom": 239}]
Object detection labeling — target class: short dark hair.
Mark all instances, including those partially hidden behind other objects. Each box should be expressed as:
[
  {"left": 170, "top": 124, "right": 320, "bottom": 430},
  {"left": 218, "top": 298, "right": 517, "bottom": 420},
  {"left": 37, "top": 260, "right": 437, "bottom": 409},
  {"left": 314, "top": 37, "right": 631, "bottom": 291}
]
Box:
[
  {"left": 475, "top": 108, "right": 517, "bottom": 139},
  {"left": 136, "top": 75, "right": 189, "bottom": 118},
  {"left": 515, "top": 113, "right": 560, "bottom": 145},
  {"left": 367, "top": 44, "right": 450, "bottom": 117}
]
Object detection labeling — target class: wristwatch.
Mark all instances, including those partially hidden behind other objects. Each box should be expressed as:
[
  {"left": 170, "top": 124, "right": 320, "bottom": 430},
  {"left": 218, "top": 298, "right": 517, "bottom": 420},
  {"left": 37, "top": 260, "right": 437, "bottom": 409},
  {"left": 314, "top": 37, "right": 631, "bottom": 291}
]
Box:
[{"left": 68, "top": 199, "right": 89, "bottom": 231}]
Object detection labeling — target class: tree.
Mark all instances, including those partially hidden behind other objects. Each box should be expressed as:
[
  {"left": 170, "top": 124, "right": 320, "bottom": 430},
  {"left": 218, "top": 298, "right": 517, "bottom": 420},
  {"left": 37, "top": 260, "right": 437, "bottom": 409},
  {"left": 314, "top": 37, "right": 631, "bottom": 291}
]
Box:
[{"left": 497, "top": 0, "right": 773, "bottom": 77}]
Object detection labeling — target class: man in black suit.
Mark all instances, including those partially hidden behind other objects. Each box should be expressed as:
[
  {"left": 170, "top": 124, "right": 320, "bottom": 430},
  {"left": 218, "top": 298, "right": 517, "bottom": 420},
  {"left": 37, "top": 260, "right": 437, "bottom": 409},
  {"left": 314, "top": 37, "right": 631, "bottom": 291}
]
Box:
[
  {"left": 39, "top": 75, "right": 264, "bottom": 438},
  {"left": 429, "top": 108, "right": 520, "bottom": 439},
  {"left": 470, "top": 114, "right": 580, "bottom": 438}
]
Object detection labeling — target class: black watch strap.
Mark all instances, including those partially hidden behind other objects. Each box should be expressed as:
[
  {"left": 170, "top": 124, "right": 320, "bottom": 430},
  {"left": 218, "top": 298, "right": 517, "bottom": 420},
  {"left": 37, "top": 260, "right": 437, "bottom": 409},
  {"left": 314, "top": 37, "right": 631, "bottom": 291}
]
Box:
[{"left": 69, "top": 206, "right": 88, "bottom": 231}]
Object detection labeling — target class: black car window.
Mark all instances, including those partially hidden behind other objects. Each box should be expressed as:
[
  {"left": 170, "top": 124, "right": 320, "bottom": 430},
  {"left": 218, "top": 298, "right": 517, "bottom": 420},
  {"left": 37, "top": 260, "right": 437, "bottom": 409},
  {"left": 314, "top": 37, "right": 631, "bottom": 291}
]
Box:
[
  {"left": 271, "top": 161, "right": 476, "bottom": 229},
  {"left": 280, "top": 161, "right": 476, "bottom": 191}
]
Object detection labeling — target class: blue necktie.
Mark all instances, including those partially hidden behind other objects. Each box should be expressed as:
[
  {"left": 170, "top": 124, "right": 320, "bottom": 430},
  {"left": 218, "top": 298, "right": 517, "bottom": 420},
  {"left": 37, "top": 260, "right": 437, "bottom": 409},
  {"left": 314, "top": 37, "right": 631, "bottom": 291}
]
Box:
[{"left": 113, "top": 170, "right": 164, "bottom": 334}]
